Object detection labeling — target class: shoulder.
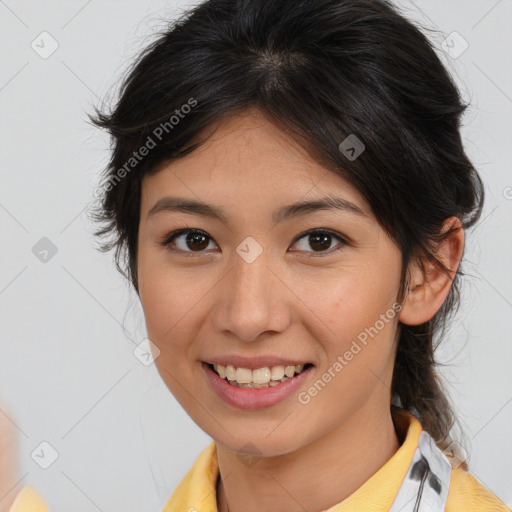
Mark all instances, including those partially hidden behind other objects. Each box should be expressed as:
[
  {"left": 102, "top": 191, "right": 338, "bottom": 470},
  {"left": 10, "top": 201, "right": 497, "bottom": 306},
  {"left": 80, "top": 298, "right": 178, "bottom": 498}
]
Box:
[
  {"left": 162, "top": 442, "right": 219, "bottom": 512},
  {"left": 446, "top": 466, "right": 511, "bottom": 511},
  {"left": 8, "top": 485, "right": 50, "bottom": 512}
]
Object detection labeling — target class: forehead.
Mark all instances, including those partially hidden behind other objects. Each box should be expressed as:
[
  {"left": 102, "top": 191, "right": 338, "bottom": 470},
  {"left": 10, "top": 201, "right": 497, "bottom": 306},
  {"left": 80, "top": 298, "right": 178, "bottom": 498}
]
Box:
[{"left": 141, "top": 109, "right": 371, "bottom": 217}]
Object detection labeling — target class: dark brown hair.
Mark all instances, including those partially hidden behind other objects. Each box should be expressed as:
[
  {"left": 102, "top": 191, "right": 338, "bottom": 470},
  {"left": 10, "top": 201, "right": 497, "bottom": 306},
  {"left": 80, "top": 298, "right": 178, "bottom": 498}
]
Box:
[{"left": 89, "top": 0, "right": 482, "bottom": 459}]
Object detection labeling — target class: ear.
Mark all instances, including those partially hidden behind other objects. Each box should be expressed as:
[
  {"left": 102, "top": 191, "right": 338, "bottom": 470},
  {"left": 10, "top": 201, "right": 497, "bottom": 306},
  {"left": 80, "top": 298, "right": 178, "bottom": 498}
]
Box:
[{"left": 399, "top": 217, "right": 465, "bottom": 326}]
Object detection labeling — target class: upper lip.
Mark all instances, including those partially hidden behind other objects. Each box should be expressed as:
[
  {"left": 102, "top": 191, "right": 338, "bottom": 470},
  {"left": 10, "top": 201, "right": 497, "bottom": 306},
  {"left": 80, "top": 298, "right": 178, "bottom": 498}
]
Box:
[{"left": 204, "top": 355, "right": 312, "bottom": 370}]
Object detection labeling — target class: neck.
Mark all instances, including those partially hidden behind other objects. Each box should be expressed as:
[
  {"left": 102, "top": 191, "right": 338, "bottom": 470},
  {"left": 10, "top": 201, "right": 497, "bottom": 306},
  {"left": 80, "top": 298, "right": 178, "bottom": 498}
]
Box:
[{"left": 215, "top": 405, "right": 401, "bottom": 512}]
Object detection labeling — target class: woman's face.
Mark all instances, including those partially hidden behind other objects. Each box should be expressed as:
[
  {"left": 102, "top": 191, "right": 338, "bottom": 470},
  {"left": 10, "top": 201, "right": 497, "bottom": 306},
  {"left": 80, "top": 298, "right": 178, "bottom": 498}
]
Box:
[{"left": 137, "top": 109, "right": 404, "bottom": 456}]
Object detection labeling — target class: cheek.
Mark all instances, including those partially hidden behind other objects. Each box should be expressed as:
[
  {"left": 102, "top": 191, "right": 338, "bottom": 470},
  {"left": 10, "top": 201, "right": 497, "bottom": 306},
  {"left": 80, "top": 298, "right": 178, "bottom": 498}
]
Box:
[
  {"left": 137, "top": 252, "right": 222, "bottom": 381},
  {"left": 298, "top": 260, "right": 400, "bottom": 340},
  {"left": 294, "top": 258, "right": 401, "bottom": 399},
  {"left": 138, "top": 261, "right": 208, "bottom": 408},
  {"left": 137, "top": 249, "right": 198, "bottom": 349}
]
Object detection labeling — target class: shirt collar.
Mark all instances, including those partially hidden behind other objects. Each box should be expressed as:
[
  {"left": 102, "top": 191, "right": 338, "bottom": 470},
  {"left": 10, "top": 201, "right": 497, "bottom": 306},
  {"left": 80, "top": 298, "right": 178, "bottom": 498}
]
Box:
[{"left": 163, "top": 408, "right": 423, "bottom": 512}]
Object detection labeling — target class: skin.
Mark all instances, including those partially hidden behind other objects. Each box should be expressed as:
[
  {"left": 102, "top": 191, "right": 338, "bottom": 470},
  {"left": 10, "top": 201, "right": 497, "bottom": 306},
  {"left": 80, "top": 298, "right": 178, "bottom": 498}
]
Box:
[
  {"left": 137, "top": 108, "right": 464, "bottom": 512},
  {"left": 0, "top": 403, "right": 23, "bottom": 512}
]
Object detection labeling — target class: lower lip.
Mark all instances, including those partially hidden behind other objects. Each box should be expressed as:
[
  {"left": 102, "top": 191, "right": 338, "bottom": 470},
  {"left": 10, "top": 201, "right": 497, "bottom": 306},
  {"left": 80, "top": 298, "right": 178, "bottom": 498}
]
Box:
[{"left": 202, "top": 362, "right": 314, "bottom": 410}]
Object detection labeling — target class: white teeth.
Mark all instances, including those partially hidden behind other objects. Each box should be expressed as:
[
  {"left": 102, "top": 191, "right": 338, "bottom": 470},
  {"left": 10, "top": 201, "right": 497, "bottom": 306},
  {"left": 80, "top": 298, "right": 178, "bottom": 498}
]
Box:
[
  {"left": 252, "top": 367, "right": 271, "bottom": 384},
  {"left": 270, "top": 365, "right": 285, "bottom": 381},
  {"left": 284, "top": 365, "right": 295, "bottom": 378},
  {"left": 225, "top": 365, "right": 236, "bottom": 381},
  {"left": 212, "top": 362, "right": 309, "bottom": 387},
  {"left": 235, "top": 367, "right": 252, "bottom": 384}
]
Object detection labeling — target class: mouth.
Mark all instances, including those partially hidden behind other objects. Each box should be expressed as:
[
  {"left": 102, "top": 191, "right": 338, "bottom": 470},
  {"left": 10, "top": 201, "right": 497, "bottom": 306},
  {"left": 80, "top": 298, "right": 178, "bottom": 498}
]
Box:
[{"left": 206, "top": 362, "right": 314, "bottom": 388}]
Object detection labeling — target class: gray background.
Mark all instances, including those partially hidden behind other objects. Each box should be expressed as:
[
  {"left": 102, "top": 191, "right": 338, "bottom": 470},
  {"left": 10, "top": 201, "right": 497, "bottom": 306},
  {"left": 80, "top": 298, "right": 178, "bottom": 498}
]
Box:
[{"left": 0, "top": 1, "right": 511, "bottom": 511}]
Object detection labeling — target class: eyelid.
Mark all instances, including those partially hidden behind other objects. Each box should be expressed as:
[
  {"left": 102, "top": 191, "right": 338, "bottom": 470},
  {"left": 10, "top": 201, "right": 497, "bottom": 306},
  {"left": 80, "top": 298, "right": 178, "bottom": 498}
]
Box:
[
  {"left": 159, "top": 227, "right": 217, "bottom": 252},
  {"left": 289, "top": 228, "right": 349, "bottom": 257},
  {"left": 291, "top": 228, "right": 349, "bottom": 246},
  {"left": 159, "top": 227, "right": 350, "bottom": 255}
]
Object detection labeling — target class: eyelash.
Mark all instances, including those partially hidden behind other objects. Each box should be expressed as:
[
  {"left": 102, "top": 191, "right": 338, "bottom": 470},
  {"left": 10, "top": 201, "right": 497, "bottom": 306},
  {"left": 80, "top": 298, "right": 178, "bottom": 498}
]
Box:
[{"left": 158, "top": 226, "right": 349, "bottom": 257}]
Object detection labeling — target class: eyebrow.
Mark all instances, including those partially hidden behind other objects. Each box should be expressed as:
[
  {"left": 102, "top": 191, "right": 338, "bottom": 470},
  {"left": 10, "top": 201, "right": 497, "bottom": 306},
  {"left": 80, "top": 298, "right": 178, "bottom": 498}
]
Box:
[{"left": 147, "top": 195, "right": 367, "bottom": 225}]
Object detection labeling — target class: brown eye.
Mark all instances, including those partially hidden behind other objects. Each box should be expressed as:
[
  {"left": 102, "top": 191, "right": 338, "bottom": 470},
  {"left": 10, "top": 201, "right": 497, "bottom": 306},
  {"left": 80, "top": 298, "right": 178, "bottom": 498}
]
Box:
[
  {"left": 309, "top": 233, "right": 332, "bottom": 251},
  {"left": 184, "top": 231, "right": 210, "bottom": 251},
  {"left": 291, "top": 229, "right": 347, "bottom": 255},
  {"left": 161, "top": 229, "right": 217, "bottom": 253},
  {"left": 160, "top": 227, "right": 347, "bottom": 257}
]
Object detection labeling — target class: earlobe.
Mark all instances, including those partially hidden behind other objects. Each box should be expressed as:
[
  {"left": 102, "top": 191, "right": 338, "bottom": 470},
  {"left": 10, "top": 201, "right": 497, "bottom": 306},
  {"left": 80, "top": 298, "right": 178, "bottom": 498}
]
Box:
[{"left": 399, "top": 217, "right": 465, "bottom": 326}]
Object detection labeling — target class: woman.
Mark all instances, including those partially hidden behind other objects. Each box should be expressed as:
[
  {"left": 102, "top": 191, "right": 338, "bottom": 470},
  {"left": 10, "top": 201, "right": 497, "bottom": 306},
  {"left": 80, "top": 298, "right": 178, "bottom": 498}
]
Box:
[{"left": 6, "top": 0, "right": 510, "bottom": 510}]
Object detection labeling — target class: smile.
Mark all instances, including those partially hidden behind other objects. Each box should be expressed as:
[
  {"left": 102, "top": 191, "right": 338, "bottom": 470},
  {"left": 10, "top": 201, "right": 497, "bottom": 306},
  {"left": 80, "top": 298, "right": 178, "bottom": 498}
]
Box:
[
  {"left": 209, "top": 363, "right": 313, "bottom": 388},
  {"left": 202, "top": 361, "right": 315, "bottom": 410}
]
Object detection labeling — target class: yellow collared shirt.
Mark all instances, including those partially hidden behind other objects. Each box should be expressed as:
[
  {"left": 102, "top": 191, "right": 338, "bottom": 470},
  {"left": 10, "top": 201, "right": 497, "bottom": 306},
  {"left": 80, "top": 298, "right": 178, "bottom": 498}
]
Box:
[
  {"left": 160, "top": 410, "right": 510, "bottom": 512},
  {"left": 8, "top": 410, "right": 511, "bottom": 512}
]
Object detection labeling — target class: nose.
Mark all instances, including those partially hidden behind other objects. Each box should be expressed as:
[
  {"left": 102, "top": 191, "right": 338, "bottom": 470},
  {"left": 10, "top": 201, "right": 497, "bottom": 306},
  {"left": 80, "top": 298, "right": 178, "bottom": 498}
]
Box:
[{"left": 210, "top": 248, "right": 291, "bottom": 343}]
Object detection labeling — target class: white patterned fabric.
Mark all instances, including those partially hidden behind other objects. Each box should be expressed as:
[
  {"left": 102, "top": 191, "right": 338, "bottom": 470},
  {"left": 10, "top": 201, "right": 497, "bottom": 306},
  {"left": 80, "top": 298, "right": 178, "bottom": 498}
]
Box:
[{"left": 388, "top": 431, "right": 452, "bottom": 512}]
